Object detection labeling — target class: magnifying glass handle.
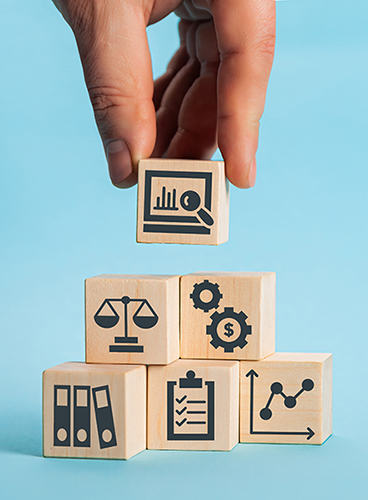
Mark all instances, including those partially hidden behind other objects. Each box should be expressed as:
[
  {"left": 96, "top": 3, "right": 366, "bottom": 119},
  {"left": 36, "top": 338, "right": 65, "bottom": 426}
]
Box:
[{"left": 197, "top": 208, "right": 214, "bottom": 226}]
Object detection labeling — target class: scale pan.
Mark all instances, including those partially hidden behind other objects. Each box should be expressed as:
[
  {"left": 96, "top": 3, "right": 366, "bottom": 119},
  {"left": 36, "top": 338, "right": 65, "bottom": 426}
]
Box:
[
  {"left": 133, "top": 316, "right": 158, "bottom": 329},
  {"left": 94, "top": 314, "right": 119, "bottom": 328}
]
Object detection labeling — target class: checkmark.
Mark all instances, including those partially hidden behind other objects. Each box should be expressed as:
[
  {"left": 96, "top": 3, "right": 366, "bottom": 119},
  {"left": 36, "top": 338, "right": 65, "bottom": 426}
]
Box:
[
  {"left": 175, "top": 395, "right": 187, "bottom": 404},
  {"left": 176, "top": 407, "right": 187, "bottom": 416},
  {"left": 175, "top": 418, "right": 187, "bottom": 427}
]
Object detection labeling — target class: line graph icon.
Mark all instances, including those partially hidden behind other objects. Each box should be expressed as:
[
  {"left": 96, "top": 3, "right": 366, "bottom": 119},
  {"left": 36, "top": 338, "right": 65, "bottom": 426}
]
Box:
[
  {"left": 260, "top": 378, "right": 314, "bottom": 420},
  {"left": 246, "top": 370, "right": 315, "bottom": 440}
]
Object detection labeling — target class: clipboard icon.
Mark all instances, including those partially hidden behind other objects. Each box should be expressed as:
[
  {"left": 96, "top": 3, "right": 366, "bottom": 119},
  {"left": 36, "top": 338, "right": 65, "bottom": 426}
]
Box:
[{"left": 167, "top": 370, "right": 215, "bottom": 441}]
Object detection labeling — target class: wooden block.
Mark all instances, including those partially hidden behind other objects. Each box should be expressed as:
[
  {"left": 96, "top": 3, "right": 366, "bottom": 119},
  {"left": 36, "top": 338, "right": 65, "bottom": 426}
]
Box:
[
  {"left": 147, "top": 359, "right": 239, "bottom": 451},
  {"left": 43, "top": 362, "right": 146, "bottom": 459},
  {"left": 240, "top": 353, "right": 333, "bottom": 444},
  {"left": 137, "top": 159, "right": 229, "bottom": 245},
  {"left": 85, "top": 274, "right": 180, "bottom": 365},
  {"left": 180, "top": 272, "right": 276, "bottom": 361}
]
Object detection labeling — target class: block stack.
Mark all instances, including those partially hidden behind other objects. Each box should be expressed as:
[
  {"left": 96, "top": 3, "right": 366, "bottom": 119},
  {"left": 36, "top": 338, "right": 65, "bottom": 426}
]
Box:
[{"left": 43, "top": 161, "right": 332, "bottom": 460}]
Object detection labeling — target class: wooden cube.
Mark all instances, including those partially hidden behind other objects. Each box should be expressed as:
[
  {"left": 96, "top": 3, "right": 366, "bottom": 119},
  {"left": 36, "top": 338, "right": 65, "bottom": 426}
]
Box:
[
  {"left": 137, "top": 159, "right": 229, "bottom": 245},
  {"left": 240, "top": 353, "right": 333, "bottom": 444},
  {"left": 85, "top": 274, "right": 180, "bottom": 365},
  {"left": 147, "top": 359, "right": 239, "bottom": 451},
  {"left": 43, "top": 362, "right": 146, "bottom": 459},
  {"left": 180, "top": 272, "right": 276, "bottom": 361}
]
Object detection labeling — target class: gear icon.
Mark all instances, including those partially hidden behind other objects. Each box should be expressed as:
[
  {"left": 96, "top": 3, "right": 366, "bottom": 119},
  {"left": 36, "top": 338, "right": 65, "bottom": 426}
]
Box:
[
  {"left": 190, "top": 279, "right": 223, "bottom": 313},
  {"left": 206, "top": 307, "right": 252, "bottom": 352}
]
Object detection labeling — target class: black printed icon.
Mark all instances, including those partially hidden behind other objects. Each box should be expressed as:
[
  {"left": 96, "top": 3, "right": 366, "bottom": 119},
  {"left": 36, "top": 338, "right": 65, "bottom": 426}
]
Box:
[
  {"left": 246, "top": 370, "right": 315, "bottom": 440},
  {"left": 143, "top": 170, "right": 213, "bottom": 235},
  {"left": 260, "top": 379, "right": 314, "bottom": 421},
  {"left": 92, "top": 386, "right": 117, "bottom": 449},
  {"left": 190, "top": 279, "right": 222, "bottom": 312},
  {"left": 94, "top": 296, "right": 159, "bottom": 353},
  {"left": 74, "top": 386, "right": 91, "bottom": 447},
  {"left": 180, "top": 190, "right": 214, "bottom": 226},
  {"left": 167, "top": 370, "right": 215, "bottom": 441},
  {"left": 190, "top": 280, "right": 252, "bottom": 352},
  {"left": 54, "top": 385, "right": 71, "bottom": 447},
  {"left": 53, "top": 384, "right": 117, "bottom": 449},
  {"left": 154, "top": 186, "right": 179, "bottom": 211}
]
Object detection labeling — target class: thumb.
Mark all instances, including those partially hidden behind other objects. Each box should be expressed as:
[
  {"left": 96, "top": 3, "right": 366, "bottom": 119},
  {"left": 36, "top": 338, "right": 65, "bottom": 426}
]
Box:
[{"left": 69, "top": 1, "right": 156, "bottom": 188}]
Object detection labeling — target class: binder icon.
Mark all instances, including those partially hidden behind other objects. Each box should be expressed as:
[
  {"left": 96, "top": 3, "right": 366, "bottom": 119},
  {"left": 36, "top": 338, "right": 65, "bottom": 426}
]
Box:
[
  {"left": 53, "top": 384, "right": 117, "bottom": 449},
  {"left": 73, "top": 386, "right": 91, "bottom": 447},
  {"left": 92, "top": 386, "right": 117, "bottom": 449},
  {"left": 54, "top": 385, "right": 71, "bottom": 447},
  {"left": 167, "top": 370, "right": 215, "bottom": 441}
]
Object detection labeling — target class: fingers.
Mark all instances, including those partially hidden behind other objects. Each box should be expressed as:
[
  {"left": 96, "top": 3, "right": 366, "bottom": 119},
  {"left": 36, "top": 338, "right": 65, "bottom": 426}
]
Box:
[
  {"left": 67, "top": 1, "right": 156, "bottom": 188},
  {"left": 164, "top": 21, "right": 219, "bottom": 160},
  {"left": 211, "top": 0, "right": 276, "bottom": 188},
  {"left": 153, "top": 22, "right": 201, "bottom": 157},
  {"left": 153, "top": 20, "right": 191, "bottom": 111},
  {"left": 153, "top": 43, "right": 190, "bottom": 111}
]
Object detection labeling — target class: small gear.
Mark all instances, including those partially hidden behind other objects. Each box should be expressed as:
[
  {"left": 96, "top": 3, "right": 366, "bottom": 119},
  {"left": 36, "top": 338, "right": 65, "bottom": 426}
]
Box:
[
  {"left": 190, "top": 279, "right": 223, "bottom": 312},
  {"left": 206, "top": 307, "right": 252, "bottom": 352}
]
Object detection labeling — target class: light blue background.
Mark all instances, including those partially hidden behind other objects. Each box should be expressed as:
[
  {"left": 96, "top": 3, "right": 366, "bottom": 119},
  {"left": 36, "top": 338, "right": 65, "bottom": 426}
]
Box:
[{"left": 1, "top": 0, "right": 367, "bottom": 498}]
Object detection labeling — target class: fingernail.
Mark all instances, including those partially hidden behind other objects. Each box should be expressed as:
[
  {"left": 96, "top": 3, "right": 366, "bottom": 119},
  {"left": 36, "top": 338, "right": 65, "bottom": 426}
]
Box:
[
  {"left": 106, "top": 140, "right": 133, "bottom": 186},
  {"left": 248, "top": 156, "right": 257, "bottom": 188}
]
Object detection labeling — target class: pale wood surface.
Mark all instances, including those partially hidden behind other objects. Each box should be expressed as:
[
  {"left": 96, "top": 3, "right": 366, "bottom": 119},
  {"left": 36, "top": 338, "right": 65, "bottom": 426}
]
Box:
[
  {"left": 240, "top": 353, "right": 333, "bottom": 444},
  {"left": 180, "top": 272, "right": 276, "bottom": 360},
  {"left": 43, "top": 362, "right": 146, "bottom": 459},
  {"left": 147, "top": 359, "right": 239, "bottom": 451},
  {"left": 137, "top": 159, "right": 229, "bottom": 245},
  {"left": 85, "top": 274, "right": 180, "bottom": 365}
]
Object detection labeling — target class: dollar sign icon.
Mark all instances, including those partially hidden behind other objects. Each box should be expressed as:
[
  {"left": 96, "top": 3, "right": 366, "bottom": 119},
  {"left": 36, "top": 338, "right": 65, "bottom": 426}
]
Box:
[{"left": 224, "top": 322, "right": 234, "bottom": 338}]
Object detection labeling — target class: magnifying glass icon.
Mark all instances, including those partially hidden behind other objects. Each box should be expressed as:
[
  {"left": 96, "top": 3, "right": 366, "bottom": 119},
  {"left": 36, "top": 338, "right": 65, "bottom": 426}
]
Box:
[{"left": 180, "top": 190, "right": 214, "bottom": 226}]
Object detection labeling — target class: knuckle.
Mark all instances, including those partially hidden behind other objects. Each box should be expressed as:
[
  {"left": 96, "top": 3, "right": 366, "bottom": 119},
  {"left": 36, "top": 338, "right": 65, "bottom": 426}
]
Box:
[
  {"left": 66, "top": 0, "right": 99, "bottom": 36},
  {"left": 88, "top": 85, "right": 152, "bottom": 137},
  {"left": 252, "top": 32, "right": 276, "bottom": 60},
  {"left": 88, "top": 86, "right": 122, "bottom": 122}
]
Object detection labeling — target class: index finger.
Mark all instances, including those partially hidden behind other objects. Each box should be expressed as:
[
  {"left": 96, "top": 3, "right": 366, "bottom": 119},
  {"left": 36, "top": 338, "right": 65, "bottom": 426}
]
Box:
[{"left": 211, "top": 0, "right": 276, "bottom": 188}]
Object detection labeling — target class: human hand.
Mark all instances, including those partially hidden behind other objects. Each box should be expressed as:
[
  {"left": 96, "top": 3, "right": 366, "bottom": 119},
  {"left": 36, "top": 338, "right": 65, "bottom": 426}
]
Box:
[{"left": 53, "top": 0, "right": 276, "bottom": 188}]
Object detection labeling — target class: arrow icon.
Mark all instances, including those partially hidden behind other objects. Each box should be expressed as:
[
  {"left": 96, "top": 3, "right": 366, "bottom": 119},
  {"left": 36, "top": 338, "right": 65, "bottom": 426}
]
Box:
[{"left": 246, "top": 369, "right": 315, "bottom": 441}]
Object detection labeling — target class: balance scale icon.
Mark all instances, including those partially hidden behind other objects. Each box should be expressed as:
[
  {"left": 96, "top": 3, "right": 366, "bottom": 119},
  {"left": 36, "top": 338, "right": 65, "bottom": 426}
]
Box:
[{"left": 94, "top": 296, "right": 159, "bottom": 353}]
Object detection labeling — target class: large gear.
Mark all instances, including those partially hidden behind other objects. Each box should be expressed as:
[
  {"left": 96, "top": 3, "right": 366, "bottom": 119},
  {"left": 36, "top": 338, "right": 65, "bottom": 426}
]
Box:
[
  {"left": 206, "top": 307, "right": 252, "bottom": 352},
  {"left": 190, "top": 279, "right": 223, "bottom": 313}
]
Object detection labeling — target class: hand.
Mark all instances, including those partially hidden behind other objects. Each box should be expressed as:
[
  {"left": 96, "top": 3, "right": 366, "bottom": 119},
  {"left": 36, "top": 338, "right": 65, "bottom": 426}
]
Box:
[{"left": 53, "top": 0, "right": 276, "bottom": 188}]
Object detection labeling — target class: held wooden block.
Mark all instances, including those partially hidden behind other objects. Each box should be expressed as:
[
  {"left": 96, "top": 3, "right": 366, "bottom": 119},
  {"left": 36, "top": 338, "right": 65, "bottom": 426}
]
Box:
[
  {"left": 43, "top": 362, "right": 146, "bottom": 460},
  {"left": 240, "top": 353, "right": 333, "bottom": 444},
  {"left": 85, "top": 274, "right": 180, "bottom": 365},
  {"left": 148, "top": 359, "right": 239, "bottom": 451},
  {"left": 137, "top": 159, "right": 229, "bottom": 245},
  {"left": 180, "top": 272, "right": 276, "bottom": 361}
]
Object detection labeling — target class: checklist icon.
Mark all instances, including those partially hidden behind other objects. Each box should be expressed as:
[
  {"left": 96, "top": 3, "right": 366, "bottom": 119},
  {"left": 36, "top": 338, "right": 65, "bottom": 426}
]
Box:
[{"left": 167, "top": 370, "right": 215, "bottom": 441}]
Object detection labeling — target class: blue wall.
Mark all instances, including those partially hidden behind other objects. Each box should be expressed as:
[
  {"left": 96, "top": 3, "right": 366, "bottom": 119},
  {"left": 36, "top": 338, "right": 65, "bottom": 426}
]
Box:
[{"left": 0, "top": 1, "right": 367, "bottom": 498}]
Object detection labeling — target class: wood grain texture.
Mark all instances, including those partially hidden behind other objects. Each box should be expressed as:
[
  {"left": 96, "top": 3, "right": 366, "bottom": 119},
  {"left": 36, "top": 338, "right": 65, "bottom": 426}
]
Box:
[
  {"left": 180, "top": 272, "right": 276, "bottom": 360},
  {"left": 137, "top": 159, "right": 229, "bottom": 245},
  {"left": 85, "top": 274, "right": 180, "bottom": 365},
  {"left": 240, "top": 353, "right": 333, "bottom": 444},
  {"left": 43, "top": 362, "right": 146, "bottom": 459},
  {"left": 147, "top": 359, "right": 239, "bottom": 451}
]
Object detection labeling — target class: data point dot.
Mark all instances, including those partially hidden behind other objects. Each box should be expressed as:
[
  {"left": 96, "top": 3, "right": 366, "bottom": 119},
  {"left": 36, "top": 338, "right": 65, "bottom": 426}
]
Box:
[
  {"left": 260, "top": 408, "right": 272, "bottom": 420},
  {"left": 284, "top": 396, "right": 297, "bottom": 408},
  {"left": 302, "top": 379, "right": 314, "bottom": 391}
]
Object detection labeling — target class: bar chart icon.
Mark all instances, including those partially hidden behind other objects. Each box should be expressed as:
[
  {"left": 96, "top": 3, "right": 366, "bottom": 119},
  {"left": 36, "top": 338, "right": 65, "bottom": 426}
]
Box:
[{"left": 153, "top": 186, "right": 179, "bottom": 211}]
